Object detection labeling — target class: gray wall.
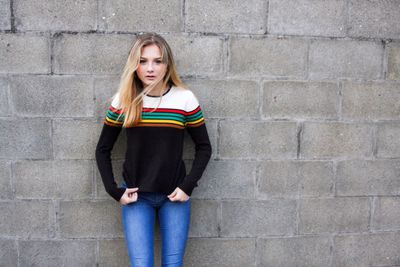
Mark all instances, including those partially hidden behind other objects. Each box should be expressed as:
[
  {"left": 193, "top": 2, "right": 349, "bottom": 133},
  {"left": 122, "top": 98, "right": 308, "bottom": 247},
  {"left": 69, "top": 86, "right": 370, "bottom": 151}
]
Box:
[{"left": 1, "top": 0, "right": 400, "bottom": 266}]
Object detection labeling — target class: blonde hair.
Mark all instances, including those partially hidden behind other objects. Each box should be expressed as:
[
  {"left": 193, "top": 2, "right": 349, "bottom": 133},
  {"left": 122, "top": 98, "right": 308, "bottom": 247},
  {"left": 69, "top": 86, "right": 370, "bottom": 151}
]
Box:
[{"left": 113, "top": 32, "right": 187, "bottom": 127}]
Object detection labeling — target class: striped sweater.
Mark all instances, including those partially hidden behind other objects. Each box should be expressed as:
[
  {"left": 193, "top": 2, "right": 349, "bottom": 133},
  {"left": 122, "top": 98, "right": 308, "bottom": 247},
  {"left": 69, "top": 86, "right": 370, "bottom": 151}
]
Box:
[{"left": 95, "top": 85, "right": 212, "bottom": 202}]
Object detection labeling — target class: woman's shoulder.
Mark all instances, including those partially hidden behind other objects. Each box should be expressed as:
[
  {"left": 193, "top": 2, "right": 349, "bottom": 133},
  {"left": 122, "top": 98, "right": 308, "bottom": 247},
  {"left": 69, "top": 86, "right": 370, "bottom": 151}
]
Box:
[
  {"left": 103, "top": 92, "right": 124, "bottom": 127},
  {"left": 171, "top": 86, "right": 203, "bottom": 113},
  {"left": 172, "top": 85, "right": 197, "bottom": 100},
  {"left": 110, "top": 92, "right": 121, "bottom": 109}
]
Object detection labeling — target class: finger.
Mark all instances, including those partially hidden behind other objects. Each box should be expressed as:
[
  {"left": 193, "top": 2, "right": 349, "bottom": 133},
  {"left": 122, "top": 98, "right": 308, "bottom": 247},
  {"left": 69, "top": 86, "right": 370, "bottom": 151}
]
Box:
[
  {"left": 169, "top": 195, "right": 178, "bottom": 201},
  {"left": 126, "top": 188, "right": 139, "bottom": 193},
  {"left": 128, "top": 195, "right": 138, "bottom": 203},
  {"left": 128, "top": 192, "right": 137, "bottom": 199},
  {"left": 169, "top": 195, "right": 181, "bottom": 202},
  {"left": 168, "top": 189, "right": 177, "bottom": 198}
]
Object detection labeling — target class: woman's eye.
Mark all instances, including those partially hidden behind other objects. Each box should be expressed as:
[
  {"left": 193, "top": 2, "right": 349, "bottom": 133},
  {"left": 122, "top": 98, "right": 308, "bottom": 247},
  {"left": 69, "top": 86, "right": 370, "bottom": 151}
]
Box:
[{"left": 140, "top": 60, "right": 146, "bottom": 64}]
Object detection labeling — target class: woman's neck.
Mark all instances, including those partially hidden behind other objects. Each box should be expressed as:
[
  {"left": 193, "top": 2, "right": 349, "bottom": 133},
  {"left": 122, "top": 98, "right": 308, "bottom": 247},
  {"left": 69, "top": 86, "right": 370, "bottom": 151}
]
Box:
[{"left": 149, "top": 84, "right": 169, "bottom": 95}]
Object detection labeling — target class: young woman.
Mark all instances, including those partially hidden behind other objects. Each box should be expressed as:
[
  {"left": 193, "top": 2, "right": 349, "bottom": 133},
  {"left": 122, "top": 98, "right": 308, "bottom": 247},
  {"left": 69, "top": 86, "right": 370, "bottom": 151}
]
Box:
[{"left": 95, "top": 32, "right": 212, "bottom": 266}]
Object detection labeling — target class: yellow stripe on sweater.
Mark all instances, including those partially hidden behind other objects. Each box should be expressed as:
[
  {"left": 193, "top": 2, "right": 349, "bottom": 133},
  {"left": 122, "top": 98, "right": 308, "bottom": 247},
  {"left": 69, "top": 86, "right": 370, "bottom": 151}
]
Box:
[
  {"left": 186, "top": 117, "right": 204, "bottom": 125},
  {"left": 105, "top": 117, "right": 123, "bottom": 125},
  {"left": 141, "top": 119, "right": 185, "bottom": 126}
]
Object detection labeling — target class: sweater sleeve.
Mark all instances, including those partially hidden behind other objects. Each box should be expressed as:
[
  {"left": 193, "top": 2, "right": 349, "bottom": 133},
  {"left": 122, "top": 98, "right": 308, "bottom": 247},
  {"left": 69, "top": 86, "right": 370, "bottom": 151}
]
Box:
[
  {"left": 95, "top": 94, "right": 126, "bottom": 202},
  {"left": 178, "top": 91, "right": 212, "bottom": 196}
]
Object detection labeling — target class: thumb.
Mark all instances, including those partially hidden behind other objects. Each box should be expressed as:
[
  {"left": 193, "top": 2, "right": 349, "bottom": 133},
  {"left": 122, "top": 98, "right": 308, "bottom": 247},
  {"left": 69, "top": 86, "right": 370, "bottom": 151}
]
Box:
[
  {"left": 168, "top": 189, "right": 177, "bottom": 198},
  {"left": 125, "top": 188, "right": 139, "bottom": 193}
]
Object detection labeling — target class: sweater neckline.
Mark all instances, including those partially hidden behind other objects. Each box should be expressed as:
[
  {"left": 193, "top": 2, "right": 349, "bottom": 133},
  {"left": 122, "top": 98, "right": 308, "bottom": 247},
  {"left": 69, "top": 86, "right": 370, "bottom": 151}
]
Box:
[{"left": 145, "top": 86, "right": 172, "bottom": 98}]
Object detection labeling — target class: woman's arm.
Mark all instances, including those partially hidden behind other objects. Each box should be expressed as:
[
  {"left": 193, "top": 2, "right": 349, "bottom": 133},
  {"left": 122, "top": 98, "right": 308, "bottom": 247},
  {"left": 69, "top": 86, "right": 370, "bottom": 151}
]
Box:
[
  {"left": 95, "top": 123, "right": 125, "bottom": 202},
  {"left": 95, "top": 94, "right": 126, "bottom": 202},
  {"left": 178, "top": 91, "right": 212, "bottom": 196},
  {"left": 178, "top": 123, "right": 212, "bottom": 196}
]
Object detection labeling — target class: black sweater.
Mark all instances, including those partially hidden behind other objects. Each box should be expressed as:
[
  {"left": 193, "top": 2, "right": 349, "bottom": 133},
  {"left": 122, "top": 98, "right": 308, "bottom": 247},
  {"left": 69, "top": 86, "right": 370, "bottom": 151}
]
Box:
[{"left": 95, "top": 85, "right": 212, "bottom": 202}]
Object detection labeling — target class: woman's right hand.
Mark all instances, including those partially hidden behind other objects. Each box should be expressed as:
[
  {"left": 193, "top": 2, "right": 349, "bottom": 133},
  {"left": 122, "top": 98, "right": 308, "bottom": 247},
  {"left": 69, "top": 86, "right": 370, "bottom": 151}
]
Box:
[{"left": 119, "top": 188, "right": 139, "bottom": 205}]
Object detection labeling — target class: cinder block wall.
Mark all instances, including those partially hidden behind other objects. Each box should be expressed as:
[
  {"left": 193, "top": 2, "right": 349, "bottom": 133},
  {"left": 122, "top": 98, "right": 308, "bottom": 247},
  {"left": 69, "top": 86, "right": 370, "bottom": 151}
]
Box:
[{"left": 1, "top": 0, "right": 400, "bottom": 266}]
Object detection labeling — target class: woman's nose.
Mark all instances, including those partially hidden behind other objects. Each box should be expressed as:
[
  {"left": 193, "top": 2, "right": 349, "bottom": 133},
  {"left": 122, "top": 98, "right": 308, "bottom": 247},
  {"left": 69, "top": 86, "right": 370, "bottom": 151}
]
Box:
[{"left": 147, "top": 62, "right": 154, "bottom": 72}]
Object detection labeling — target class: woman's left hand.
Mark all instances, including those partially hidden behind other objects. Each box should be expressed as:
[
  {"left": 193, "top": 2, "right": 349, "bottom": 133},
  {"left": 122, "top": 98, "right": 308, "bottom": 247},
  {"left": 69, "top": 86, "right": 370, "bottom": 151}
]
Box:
[{"left": 168, "top": 187, "right": 190, "bottom": 202}]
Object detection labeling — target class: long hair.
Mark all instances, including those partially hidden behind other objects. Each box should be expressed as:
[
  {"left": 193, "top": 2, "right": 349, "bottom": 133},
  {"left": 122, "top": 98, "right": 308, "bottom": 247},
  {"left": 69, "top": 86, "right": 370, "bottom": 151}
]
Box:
[{"left": 113, "top": 32, "right": 187, "bottom": 128}]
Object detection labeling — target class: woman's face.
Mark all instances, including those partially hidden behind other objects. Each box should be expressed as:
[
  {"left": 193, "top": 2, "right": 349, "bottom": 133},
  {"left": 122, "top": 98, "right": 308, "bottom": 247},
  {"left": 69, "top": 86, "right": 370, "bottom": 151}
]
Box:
[{"left": 136, "top": 44, "right": 167, "bottom": 87}]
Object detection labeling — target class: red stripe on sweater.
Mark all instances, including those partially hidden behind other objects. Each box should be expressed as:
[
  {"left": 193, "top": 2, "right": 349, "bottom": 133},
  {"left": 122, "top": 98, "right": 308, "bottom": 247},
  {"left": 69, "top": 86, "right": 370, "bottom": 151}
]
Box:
[
  {"left": 142, "top": 107, "right": 186, "bottom": 115},
  {"left": 185, "top": 106, "right": 201, "bottom": 115}
]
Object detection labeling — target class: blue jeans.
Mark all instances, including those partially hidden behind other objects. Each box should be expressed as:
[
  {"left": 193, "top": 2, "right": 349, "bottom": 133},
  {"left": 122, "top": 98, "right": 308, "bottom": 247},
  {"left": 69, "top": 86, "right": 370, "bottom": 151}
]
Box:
[{"left": 121, "top": 183, "right": 191, "bottom": 267}]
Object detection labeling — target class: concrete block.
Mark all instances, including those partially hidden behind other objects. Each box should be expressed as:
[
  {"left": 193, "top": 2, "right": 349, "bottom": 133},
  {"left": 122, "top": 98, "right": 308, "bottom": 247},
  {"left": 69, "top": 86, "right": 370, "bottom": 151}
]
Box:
[
  {"left": 162, "top": 34, "right": 224, "bottom": 76},
  {"left": 14, "top": 0, "right": 96, "bottom": 31},
  {"left": 258, "top": 161, "right": 299, "bottom": 199},
  {"left": 269, "top": 0, "right": 346, "bottom": 37},
  {"left": 14, "top": 160, "right": 56, "bottom": 199},
  {"left": 0, "top": 160, "right": 12, "bottom": 199},
  {"left": 59, "top": 200, "right": 123, "bottom": 238},
  {"left": 0, "top": 33, "right": 49, "bottom": 74},
  {"left": 336, "top": 159, "right": 400, "bottom": 196},
  {"left": 0, "top": 0, "right": 10, "bottom": 30},
  {"left": 387, "top": 43, "right": 400, "bottom": 80},
  {"left": 256, "top": 236, "right": 332, "bottom": 267},
  {"left": 185, "top": 238, "right": 255, "bottom": 267},
  {"left": 53, "top": 33, "right": 135, "bottom": 75},
  {"left": 0, "top": 118, "right": 52, "bottom": 159},
  {"left": 348, "top": 0, "right": 400, "bottom": 39},
  {"left": 299, "top": 197, "right": 369, "bottom": 234},
  {"left": 10, "top": 75, "right": 94, "bottom": 117},
  {"left": 99, "top": 0, "right": 182, "bottom": 32},
  {"left": 342, "top": 81, "right": 400, "bottom": 120},
  {"left": 54, "top": 119, "right": 126, "bottom": 160},
  {"left": 191, "top": 160, "right": 256, "bottom": 199},
  {"left": 189, "top": 199, "right": 219, "bottom": 237},
  {"left": 301, "top": 122, "right": 373, "bottom": 159},
  {"left": 309, "top": 39, "right": 382, "bottom": 79},
  {"left": 229, "top": 37, "right": 307, "bottom": 78},
  {"left": 94, "top": 76, "right": 120, "bottom": 117},
  {"left": 186, "top": 0, "right": 267, "bottom": 34},
  {"left": 19, "top": 240, "right": 96, "bottom": 267},
  {"left": 0, "top": 200, "right": 54, "bottom": 238},
  {"left": 0, "top": 77, "right": 10, "bottom": 116},
  {"left": 377, "top": 122, "right": 400, "bottom": 158},
  {"left": 54, "top": 160, "right": 93, "bottom": 199},
  {"left": 220, "top": 120, "right": 297, "bottom": 159},
  {"left": 0, "top": 239, "right": 17, "bottom": 266},
  {"left": 14, "top": 160, "right": 93, "bottom": 199},
  {"left": 98, "top": 239, "right": 130, "bottom": 267},
  {"left": 298, "top": 161, "right": 335, "bottom": 198},
  {"left": 221, "top": 199, "right": 297, "bottom": 237},
  {"left": 186, "top": 79, "right": 259, "bottom": 118},
  {"left": 258, "top": 160, "right": 334, "bottom": 198},
  {"left": 334, "top": 232, "right": 400, "bottom": 266},
  {"left": 373, "top": 197, "right": 400, "bottom": 231},
  {"left": 263, "top": 81, "right": 339, "bottom": 119},
  {"left": 53, "top": 119, "right": 100, "bottom": 159}
]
